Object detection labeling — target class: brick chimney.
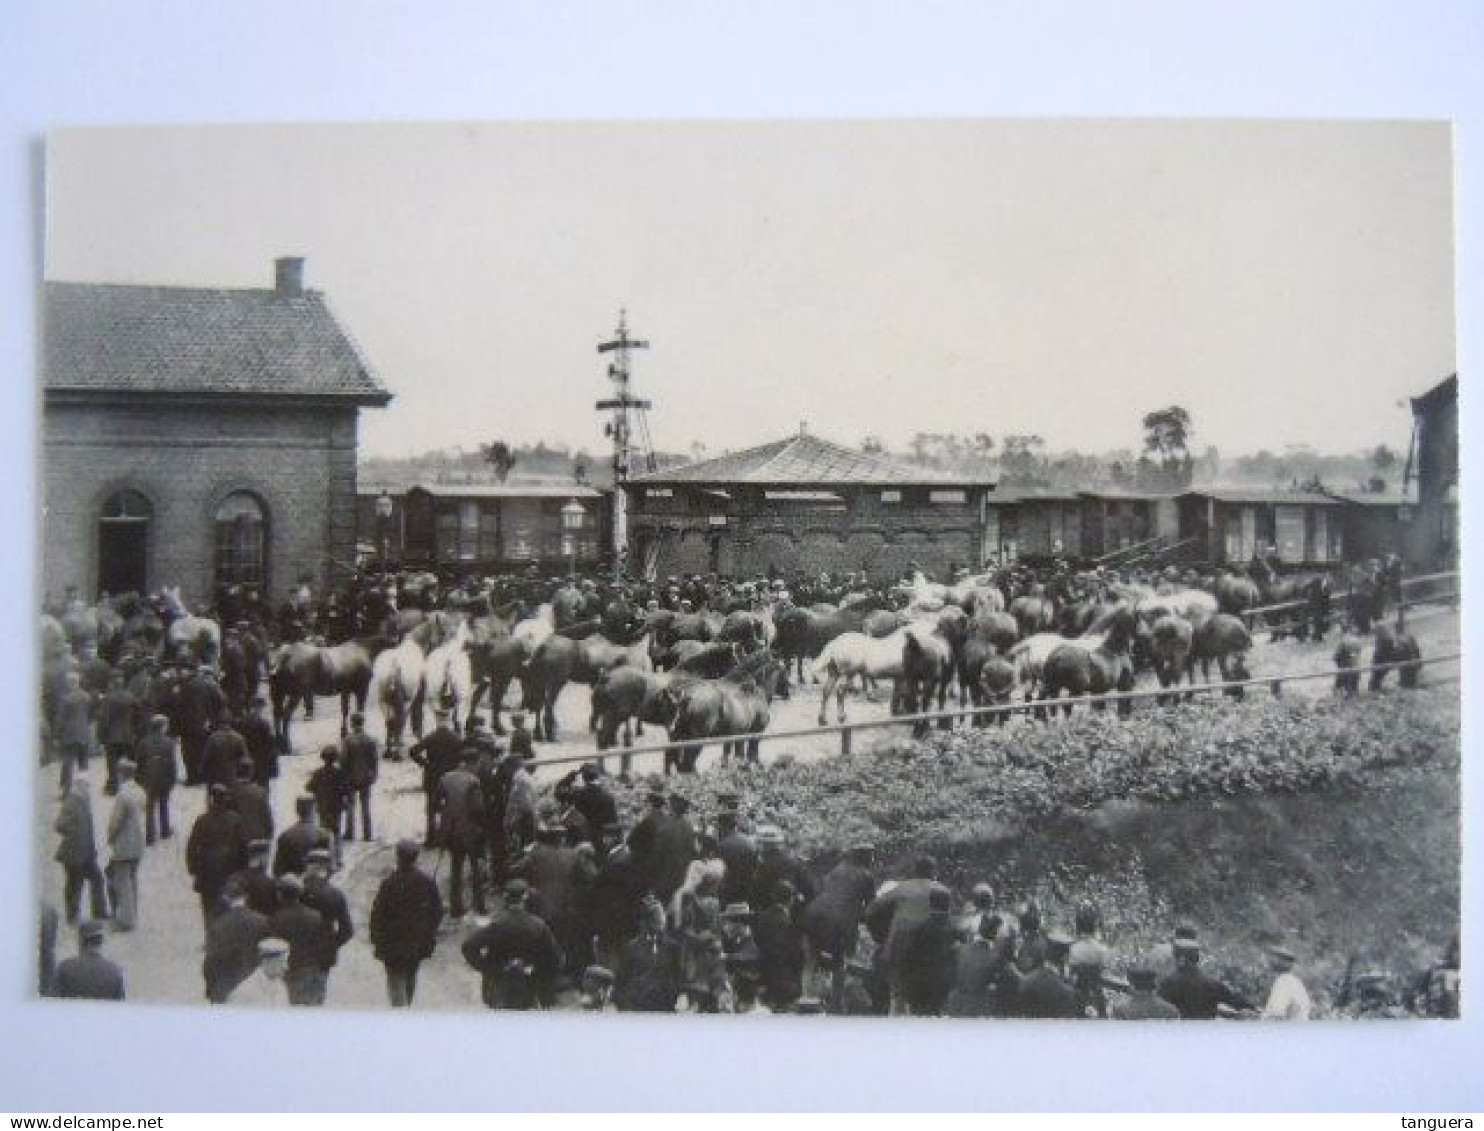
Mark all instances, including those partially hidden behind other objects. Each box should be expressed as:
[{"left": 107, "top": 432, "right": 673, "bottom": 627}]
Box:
[{"left": 274, "top": 256, "right": 305, "bottom": 297}]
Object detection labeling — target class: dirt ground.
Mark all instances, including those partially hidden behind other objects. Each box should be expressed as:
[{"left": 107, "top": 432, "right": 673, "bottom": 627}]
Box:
[{"left": 32, "top": 604, "right": 1459, "bottom": 1010}]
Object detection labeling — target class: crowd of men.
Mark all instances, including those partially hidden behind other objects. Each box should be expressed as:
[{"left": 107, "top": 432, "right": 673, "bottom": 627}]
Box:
[{"left": 37, "top": 554, "right": 1452, "bottom": 1017}]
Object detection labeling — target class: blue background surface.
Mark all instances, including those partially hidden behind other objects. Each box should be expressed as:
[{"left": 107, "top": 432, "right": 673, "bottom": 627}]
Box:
[{"left": 0, "top": 0, "right": 1479, "bottom": 1111}]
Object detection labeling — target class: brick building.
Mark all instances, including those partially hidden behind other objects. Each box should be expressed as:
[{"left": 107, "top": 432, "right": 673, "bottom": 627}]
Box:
[
  {"left": 41, "top": 258, "right": 391, "bottom": 605},
  {"left": 624, "top": 431, "right": 995, "bottom": 581}
]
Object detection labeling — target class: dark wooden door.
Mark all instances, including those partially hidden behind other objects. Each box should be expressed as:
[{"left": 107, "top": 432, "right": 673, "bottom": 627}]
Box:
[{"left": 97, "top": 519, "right": 147, "bottom": 597}]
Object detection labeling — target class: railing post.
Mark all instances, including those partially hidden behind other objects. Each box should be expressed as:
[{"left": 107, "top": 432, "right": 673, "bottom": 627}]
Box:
[
  {"left": 1269, "top": 679, "right": 1282, "bottom": 698},
  {"left": 840, "top": 727, "right": 852, "bottom": 757}
]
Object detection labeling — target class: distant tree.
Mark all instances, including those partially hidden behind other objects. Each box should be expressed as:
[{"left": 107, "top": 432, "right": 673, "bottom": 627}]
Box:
[
  {"left": 689, "top": 441, "right": 708, "bottom": 464},
  {"left": 480, "top": 440, "right": 517, "bottom": 483},
  {"left": 861, "top": 435, "right": 886, "bottom": 455},
  {"left": 573, "top": 452, "right": 591, "bottom": 485},
  {"left": 1142, "top": 406, "right": 1193, "bottom": 469},
  {"left": 1369, "top": 444, "right": 1399, "bottom": 492},
  {"left": 1000, "top": 434, "right": 1048, "bottom": 488}
]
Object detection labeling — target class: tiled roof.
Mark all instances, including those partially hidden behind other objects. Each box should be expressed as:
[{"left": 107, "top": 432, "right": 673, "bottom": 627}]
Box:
[
  {"left": 631, "top": 433, "right": 992, "bottom": 487},
  {"left": 43, "top": 281, "right": 391, "bottom": 403},
  {"left": 1179, "top": 488, "right": 1340, "bottom": 506},
  {"left": 1324, "top": 491, "right": 1411, "bottom": 508}
]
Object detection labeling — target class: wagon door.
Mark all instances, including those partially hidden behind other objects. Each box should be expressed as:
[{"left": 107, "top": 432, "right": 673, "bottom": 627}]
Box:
[{"left": 1275, "top": 506, "right": 1306, "bottom": 564}]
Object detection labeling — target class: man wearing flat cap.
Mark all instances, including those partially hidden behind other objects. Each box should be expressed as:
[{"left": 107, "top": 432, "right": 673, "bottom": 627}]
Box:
[
  {"left": 51, "top": 920, "right": 125, "bottom": 1001},
  {"left": 1014, "top": 932, "right": 1082, "bottom": 1019},
  {"left": 225, "top": 937, "right": 291, "bottom": 1009},
  {"left": 1156, "top": 929, "right": 1255, "bottom": 1020},
  {"left": 370, "top": 839, "right": 445, "bottom": 1007},
  {"left": 105, "top": 759, "right": 147, "bottom": 931},
  {"left": 303, "top": 849, "right": 355, "bottom": 1001},
  {"left": 186, "top": 783, "right": 248, "bottom": 929},
  {"left": 460, "top": 879, "right": 563, "bottom": 1010},
  {"left": 409, "top": 708, "right": 464, "bottom": 846},
  {"left": 273, "top": 795, "right": 331, "bottom": 880},
  {"left": 436, "top": 748, "right": 490, "bottom": 921},
  {"left": 135, "top": 714, "right": 179, "bottom": 845},
  {"left": 1111, "top": 955, "right": 1179, "bottom": 1020},
  {"left": 268, "top": 874, "right": 329, "bottom": 1006},
  {"left": 203, "top": 881, "right": 269, "bottom": 1004},
  {"left": 240, "top": 696, "right": 278, "bottom": 787}
]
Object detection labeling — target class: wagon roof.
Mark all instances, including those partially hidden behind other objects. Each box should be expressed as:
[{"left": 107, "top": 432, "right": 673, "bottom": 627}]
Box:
[
  {"left": 630, "top": 432, "right": 994, "bottom": 487},
  {"left": 1177, "top": 488, "right": 1342, "bottom": 506}
]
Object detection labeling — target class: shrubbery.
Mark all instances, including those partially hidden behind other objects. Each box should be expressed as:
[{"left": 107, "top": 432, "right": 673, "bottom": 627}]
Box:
[{"left": 605, "top": 687, "right": 1459, "bottom": 860}]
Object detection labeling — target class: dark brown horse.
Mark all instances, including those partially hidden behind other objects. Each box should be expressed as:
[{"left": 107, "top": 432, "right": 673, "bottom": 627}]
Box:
[
  {"left": 772, "top": 595, "right": 893, "bottom": 684},
  {"left": 665, "top": 652, "right": 787, "bottom": 774},
  {"left": 271, "top": 634, "right": 394, "bottom": 747},
  {"left": 1039, "top": 608, "right": 1137, "bottom": 717}
]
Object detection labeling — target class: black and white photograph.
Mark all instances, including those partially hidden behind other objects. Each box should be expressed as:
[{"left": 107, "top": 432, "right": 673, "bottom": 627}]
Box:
[{"left": 32, "top": 118, "right": 1460, "bottom": 1025}]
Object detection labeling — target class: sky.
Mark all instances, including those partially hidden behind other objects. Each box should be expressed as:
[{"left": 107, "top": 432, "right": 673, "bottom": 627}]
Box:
[{"left": 44, "top": 119, "right": 1455, "bottom": 462}]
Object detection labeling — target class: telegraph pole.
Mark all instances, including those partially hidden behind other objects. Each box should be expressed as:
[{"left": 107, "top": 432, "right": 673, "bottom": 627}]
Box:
[{"left": 596, "top": 310, "right": 652, "bottom": 582}]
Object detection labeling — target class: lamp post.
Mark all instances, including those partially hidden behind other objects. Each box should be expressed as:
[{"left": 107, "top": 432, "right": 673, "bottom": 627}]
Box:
[
  {"left": 375, "top": 491, "right": 394, "bottom": 577},
  {"left": 561, "top": 498, "right": 586, "bottom": 579}
]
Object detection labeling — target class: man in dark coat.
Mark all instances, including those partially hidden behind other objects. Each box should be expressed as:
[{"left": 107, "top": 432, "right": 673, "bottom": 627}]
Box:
[
  {"left": 302, "top": 849, "right": 354, "bottom": 1002},
  {"left": 273, "top": 796, "right": 331, "bottom": 879},
  {"left": 589, "top": 845, "right": 650, "bottom": 970},
  {"left": 750, "top": 826, "right": 817, "bottom": 916},
  {"left": 202, "top": 881, "right": 269, "bottom": 1004},
  {"left": 231, "top": 839, "right": 280, "bottom": 917},
  {"left": 801, "top": 843, "right": 877, "bottom": 970},
  {"left": 53, "top": 671, "right": 94, "bottom": 796},
  {"left": 898, "top": 888, "right": 960, "bottom": 1016},
  {"left": 1157, "top": 933, "right": 1255, "bottom": 1019},
  {"left": 461, "top": 880, "right": 563, "bottom": 1009},
  {"left": 177, "top": 665, "right": 225, "bottom": 785},
  {"left": 369, "top": 838, "right": 445, "bottom": 1007},
  {"left": 95, "top": 672, "right": 137, "bottom": 795},
  {"left": 52, "top": 920, "right": 124, "bottom": 1001},
  {"left": 629, "top": 792, "right": 696, "bottom": 904},
  {"left": 239, "top": 697, "right": 278, "bottom": 788},
  {"left": 228, "top": 759, "right": 274, "bottom": 845},
  {"left": 568, "top": 764, "right": 619, "bottom": 846},
  {"left": 752, "top": 880, "right": 806, "bottom": 1011},
  {"left": 339, "top": 712, "right": 379, "bottom": 841},
  {"left": 218, "top": 629, "right": 249, "bottom": 715},
  {"left": 135, "top": 714, "right": 178, "bottom": 844},
  {"left": 864, "top": 854, "right": 952, "bottom": 1015},
  {"left": 408, "top": 708, "right": 464, "bottom": 845},
  {"left": 510, "top": 823, "right": 599, "bottom": 976},
  {"left": 437, "top": 749, "right": 489, "bottom": 920},
  {"left": 614, "top": 896, "right": 683, "bottom": 1012},
  {"left": 54, "top": 777, "right": 109, "bottom": 924},
  {"left": 268, "top": 874, "right": 330, "bottom": 1007},
  {"left": 715, "top": 808, "right": 758, "bottom": 907},
  {"left": 305, "top": 746, "right": 351, "bottom": 869},
  {"left": 186, "top": 784, "right": 249, "bottom": 928},
  {"left": 1015, "top": 934, "right": 1083, "bottom": 1019},
  {"left": 201, "top": 716, "right": 250, "bottom": 791}
]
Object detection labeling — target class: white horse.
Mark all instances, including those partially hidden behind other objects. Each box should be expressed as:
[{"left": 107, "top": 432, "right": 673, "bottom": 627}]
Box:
[
  {"left": 160, "top": 585, "right": 222, "bottom": 666},
  {"left": 1136, "top": 589, "right": 1218, "bottom": 626},
  {"left": 812, "top": 624, "right": 947, "bottom": 725},
  {"left": 513, "top": 603, "right": 555, "bottom": 657},
  {"left": 368, "top": 613, "right": 453, "bottom": 749},
  {"left": 423, "top": 618, "right": 475, "bottom": 733}
]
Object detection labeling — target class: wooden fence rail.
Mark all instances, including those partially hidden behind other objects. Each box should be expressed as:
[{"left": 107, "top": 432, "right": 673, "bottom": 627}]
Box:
[{"left": 523, "top": 650, "right": 1461, "bottom": 775}]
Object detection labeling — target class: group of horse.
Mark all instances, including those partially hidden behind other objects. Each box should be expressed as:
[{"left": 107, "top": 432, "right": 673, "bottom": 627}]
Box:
[{"left": 40, "top": 553, "right": 1416, "bottom": 777}]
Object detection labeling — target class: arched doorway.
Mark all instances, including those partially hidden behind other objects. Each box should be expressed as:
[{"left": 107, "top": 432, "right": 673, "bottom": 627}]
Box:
[
  {"left": 97, "top": 489, "right": 153, "bottom": 597},
  {"left": 214, "top": 491, "right": 269, "bottom": 593}
]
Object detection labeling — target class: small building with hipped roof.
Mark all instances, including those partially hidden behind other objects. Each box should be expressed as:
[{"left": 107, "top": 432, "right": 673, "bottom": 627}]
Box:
[{"left": 623, "top": 429, "right": 996, "bottom": 581}]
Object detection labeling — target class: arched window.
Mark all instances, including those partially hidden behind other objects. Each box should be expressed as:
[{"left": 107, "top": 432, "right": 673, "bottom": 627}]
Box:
[
  {"left": 97, "top": 489, "right": 153, "bottom": 597},
  {"left": 215, "top": 491, "right": 268, "bottom": 589}
]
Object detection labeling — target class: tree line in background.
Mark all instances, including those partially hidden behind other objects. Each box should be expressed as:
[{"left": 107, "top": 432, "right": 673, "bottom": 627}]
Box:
[{"left": 362, "top": 407, "right": 1404, "bottom": 497}]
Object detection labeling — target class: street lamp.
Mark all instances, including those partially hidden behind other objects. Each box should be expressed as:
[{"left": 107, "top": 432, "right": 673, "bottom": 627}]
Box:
[
  {"left": 375, "top": 491, "right": 394, "bottom": 576},
  {"left": 561, "top": 498, "right": 586, "bottom": 578}
]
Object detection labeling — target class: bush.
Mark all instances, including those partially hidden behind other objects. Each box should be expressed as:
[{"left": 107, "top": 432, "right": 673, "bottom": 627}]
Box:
[{"left": 599, "top": 687, "right": 1459, "bottom": 861}]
